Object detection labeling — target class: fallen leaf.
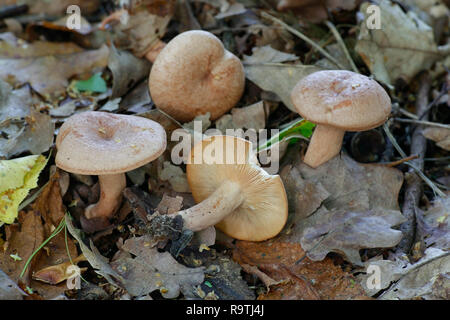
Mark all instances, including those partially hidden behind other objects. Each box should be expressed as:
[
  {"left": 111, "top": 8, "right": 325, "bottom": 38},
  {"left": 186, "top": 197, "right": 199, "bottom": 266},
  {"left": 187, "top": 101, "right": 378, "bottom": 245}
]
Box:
[
  {"left": 0, "top": 266, "right": 25, "bottom": 299},
  {"left": 216, "top": 101, "right": 267, "bottom": 132},
  {"left": 156, "top": 193, "right": 184, "bottom": 214},
  {"left": 418, "top": 196, "right": 450, "bottom": 251},
  {"left": 233, "top": 241, "right": 368, "bottom": 299},
  {"left": 75, "top": 73, "right": 107, "bottom": 93},
  {"left": 65, "top": 214, "right": 125, "bottom": 287},
  {"left": 379, "top": 248, "right": 450, "bottom": 300},
  {"left": 244, "top": 64, "right": 320, "bottom": 112},
  {"left": 279, "top": 149, "right": 405, "bottom": 265},
  {"left": 355, "top": 0, "right": 444, "bottom": 85},
  {"left": 423, "top": 127, "right": 450, "bottom": 151},
  {"left": 108, "top": 45, "right": 151, "bottom": 99},
  {"left": 112, "top": 6, "right": 173, "bottom": 58},
  {"left": 215, "top": 2, "right": 247, "bottom": 19},
  {"left": 1, "top": 0, "right": 101, "bottom": 15},
  {"left": 159, "top": 161, "right": 190, "bottom": 193},
  {"left": 243, "top": 45, "right": 299, "bottom": 64},
  {"left": 0, "top": 35, "right": 109, "bottom": 98},
  {"left": 277, "top": 0, "right": 359, "bottom": 23},
  {"left": 0, "top": 155, "right": 48, "bottom": 224},
  {"left": 111, "top": 236, "right": 205, "bottom": 298}
]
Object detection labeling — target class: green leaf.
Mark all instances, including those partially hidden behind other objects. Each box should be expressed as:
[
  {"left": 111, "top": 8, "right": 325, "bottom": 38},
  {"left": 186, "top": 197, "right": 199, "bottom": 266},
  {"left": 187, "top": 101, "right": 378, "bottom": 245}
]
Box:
[
  {"left": 75, "top": 73, "right": 107, "bottom": 93},
  {"left": 257, "top": 118, "right": 315, "bottom": 151}
]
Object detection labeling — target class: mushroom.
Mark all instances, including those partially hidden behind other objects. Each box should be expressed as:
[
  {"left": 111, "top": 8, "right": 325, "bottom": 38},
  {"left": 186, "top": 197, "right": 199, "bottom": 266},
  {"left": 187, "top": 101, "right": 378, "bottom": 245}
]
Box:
[
  {"left": 291, "top": 70, "right": 391, "bottom": 168},
  {"left": 169, "top": 135, "right": 288, "bottom": 242},
  {"left": 149, "top": 30, "right": 245, "bottom": 122},
  {"left": 55, "top": 111, "right": 166, "bottom": 221}
]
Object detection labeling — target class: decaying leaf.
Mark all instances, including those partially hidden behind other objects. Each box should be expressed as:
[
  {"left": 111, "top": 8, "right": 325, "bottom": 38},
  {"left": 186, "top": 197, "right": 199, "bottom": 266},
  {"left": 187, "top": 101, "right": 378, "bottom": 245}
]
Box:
[
  {"left": 108, "top": 45, "right": 151, "bottom": 99},
  {"left": 111, "top": 236, "right": 205, "bottom": 298},
  {"left": 244, "top": 64, "right": 320, "bottom": 112},
  {"left": 378, "top": 248, "right": 450, "bottom": 300},
  {"left": 279, "top": 150, "right": 405, "bottom": 265},
  {"left": 243, "top": 45, "right": 299, "bottom": 64},
  {"left": 112, "top": 6, "right": 173, "bottom": 58},
  {"left": 233, "top": 241, "right": 368, "bottom": 300},
  {"left": 355, "top": 0, "right": 444, "bottom": 85},
  {"left": 277, "top": 0, "right": 360, "bottom": 22},
  {"left": 419, "top": 196, "right": 450, "bottom": 251},
  {"left": 423, "top": 127, "right": 450, "bottom": 151},
  {"left": 0, "top": 155, "right": 48, "bottom": 224},
  {"left": 0, "top": 269, "right": 25, "bottom": 300},
  {"left": 159, "top": 161, "right": 190, "bottom": 193},
  {"left": 216, "top": 101, "right": 267, "bottom": 132},
  {"left": 0, "top": 35, "right": 109, "bottom": 98}
]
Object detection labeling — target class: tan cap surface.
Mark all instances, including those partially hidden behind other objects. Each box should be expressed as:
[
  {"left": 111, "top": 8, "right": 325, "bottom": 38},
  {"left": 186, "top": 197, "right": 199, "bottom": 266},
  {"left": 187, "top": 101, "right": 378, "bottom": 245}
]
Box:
[
  {"left": 291, "top": 70, "right": 391, "bottom": 131},
  {"left": 149, "top": 30, "right": 245, "bottom": 122},
  {"left": 187, "top": 135, "right": 288, "bottom": 241},
  {"left": 56, "top": 111, "right": 166, "bottom": 175}
]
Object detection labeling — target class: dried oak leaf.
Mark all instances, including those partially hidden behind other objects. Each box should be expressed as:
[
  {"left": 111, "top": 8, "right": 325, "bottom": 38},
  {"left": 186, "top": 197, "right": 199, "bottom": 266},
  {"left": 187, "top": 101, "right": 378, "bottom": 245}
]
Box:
[
  {"left": 277, "top": 0, "right": 360, "bottom": 23},
  {"left": 233, "top": 241, "right": 368, "bottom": 300},
  {"left": 0, "top": 81, "right": 54, "bottom": 158},
  {"left": 110, "top": 236, "right": 205, "bottom": 299},
  {"left": 0, "top": 35, "right": 109, "bottom": 98},
  {"left": 355, "top": 0, "right": 444, "bottom": 85},
  {"left": 279, "top": 150, "right": 405, "bottom": 265}
]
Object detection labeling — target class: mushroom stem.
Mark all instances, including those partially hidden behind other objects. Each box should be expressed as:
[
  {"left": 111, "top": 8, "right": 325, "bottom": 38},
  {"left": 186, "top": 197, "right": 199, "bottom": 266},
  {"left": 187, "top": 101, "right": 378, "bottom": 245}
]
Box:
[
  {"left": 84, "top": 173, "right": 127, "bottom": 220},
  {"left": 304, "top": 124, "right": 345, "bottom": 168},
  {"left": 144, "top": 39, "right": 166, "bottom": 63},
  {"left": 176, "top": 180, "right": 244, "bottom": 231}
]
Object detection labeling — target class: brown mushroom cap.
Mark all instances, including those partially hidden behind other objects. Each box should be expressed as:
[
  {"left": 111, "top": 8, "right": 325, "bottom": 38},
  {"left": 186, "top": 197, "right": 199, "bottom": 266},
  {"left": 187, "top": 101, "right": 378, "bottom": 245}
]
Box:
[
  {"left": 149, "top": 30, "right": 245, "bottom": 122},
  {"left": 56, "top": 111, "right": 166, "bottom": 175},
  {"left": 291, "top": 70, "right": 391, "bottom": 131},
  {"left": 186, "top": 135, "right": 288, "bottom": 241}
]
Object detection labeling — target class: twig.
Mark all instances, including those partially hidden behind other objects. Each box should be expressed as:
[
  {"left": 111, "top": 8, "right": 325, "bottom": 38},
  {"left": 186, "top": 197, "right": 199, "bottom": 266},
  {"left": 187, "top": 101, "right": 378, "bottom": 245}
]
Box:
[
  {"left": 394, "top": 118, "right": 450, "bottom": 130},
  {"left": 383, "top": 154, "right": 419, "bottom": 167},
  {"left": 260, "top": 12, "right": 346, "bottom": 70},
  {"left": 324, "top": 20, "right": 359, "bottom": 73},
  {"left": 394, "top": 73, "right": 432, "bottom": 254}
]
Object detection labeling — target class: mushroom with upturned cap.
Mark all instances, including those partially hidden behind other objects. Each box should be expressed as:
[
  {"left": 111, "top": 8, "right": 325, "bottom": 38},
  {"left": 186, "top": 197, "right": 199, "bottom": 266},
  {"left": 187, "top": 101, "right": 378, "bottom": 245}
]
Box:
[
  {"left": 149, "top": 30, "right": 245, "bottom": 122},
  {"left": 165, "top": 135, "right": 288, "bottom": 242},
  {"left": 291, "top": 70, "right": 391, "bottom": 168},
  {"left": 55, "top": 111, "right": 166, "bottom": 223}
]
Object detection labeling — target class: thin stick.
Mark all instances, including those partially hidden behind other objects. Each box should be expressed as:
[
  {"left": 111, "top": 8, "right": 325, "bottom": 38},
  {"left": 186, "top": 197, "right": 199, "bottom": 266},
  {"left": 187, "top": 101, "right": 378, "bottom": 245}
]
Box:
[
  {"left": 324, "top": 20, "right": 359, "bottom": 73},
  {"left": 261, "top": 12, "right": 346, "bottom": 70},
  {"left": 394, "top": 118, "right": 450, "bottom": 130},
  {"left": 384, "top": 154, "right": 419, "bottom": 167}
]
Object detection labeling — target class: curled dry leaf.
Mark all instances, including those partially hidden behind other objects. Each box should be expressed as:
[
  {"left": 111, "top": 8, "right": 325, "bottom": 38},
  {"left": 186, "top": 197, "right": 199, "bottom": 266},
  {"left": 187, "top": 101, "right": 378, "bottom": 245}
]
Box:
[
  {"left": 111, "top": 4, "right": 173, "bottom": 58},
  {"left": 418, "top": 196, "right": 450, "bottom": 251},
  {"left": 108, "top": 45, "right": 151, "bottom": 99}
]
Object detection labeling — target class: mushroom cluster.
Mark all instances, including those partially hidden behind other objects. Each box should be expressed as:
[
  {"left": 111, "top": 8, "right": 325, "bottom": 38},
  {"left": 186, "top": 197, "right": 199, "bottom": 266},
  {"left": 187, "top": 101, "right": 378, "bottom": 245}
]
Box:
[
  {"left": 55, "top": 111, "right": 166, "bottom": 224},
  {"left": 291, "top": 70, "right": 391, "bottom": 168},
  {"left": 149, "top": 30, "right": 245, "bottom": 122}
]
